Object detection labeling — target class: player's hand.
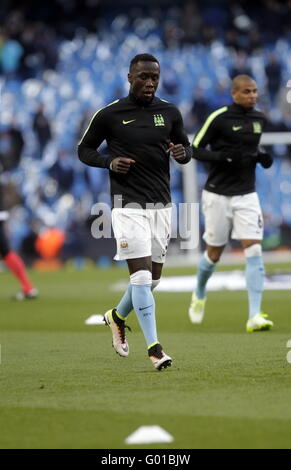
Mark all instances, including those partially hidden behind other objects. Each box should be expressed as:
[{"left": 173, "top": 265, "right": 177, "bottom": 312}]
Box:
[
  {"left": 257, "top": 151, "right": 273, "bottom": 169},
  {"left": 238, "top": 150, "right": 273, "bottom": 168},
  {"left": 167, "top": 142, "right": 186, "bottom": 161},
  {"left": 110, "top": 157, "right": 135, "bottom": 174}
]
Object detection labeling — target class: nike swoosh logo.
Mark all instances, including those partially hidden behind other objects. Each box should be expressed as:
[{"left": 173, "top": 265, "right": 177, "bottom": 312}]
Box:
[
  {"left": 139, "top": 305, "right": 152, "bottom": 311},
  {"left": 232, "top": 126, "right": 242, "bottom": 131},
  {"left": 122, "top": 119, "right": 136, "bottom": 125}
]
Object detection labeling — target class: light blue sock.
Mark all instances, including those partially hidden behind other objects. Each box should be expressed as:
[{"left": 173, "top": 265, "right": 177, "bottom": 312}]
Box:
[
  {"left": 116, "top": 281, "right": 159, "bottom": 319},
  {"left": 116, "top": 283, "right": 132, "bottom": 319},
  {"left": 195, "top": 252, "right": 216, "bottom": 300},
  {"left": 131, "top": 284, "right": 157, "bottom": 347},
  {"left": 245, "top": 255, "right": 264, "bottom": 318}
]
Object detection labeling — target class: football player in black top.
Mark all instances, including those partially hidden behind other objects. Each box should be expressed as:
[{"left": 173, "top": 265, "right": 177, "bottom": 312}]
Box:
[
  {"left": 188, "top": 74, "right": 274, "bottom": 332},
  {"left": 0, "top": 128, "right": 38, "bottom": 300},
  {"left": 78, "top": 53, "right": 191, "bottom": 369}
]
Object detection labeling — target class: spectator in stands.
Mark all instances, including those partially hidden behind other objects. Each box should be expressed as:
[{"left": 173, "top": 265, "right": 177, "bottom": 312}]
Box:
[
  {"left": 0, "top": 123, "right": 24, "bottom": 171},
  {"left": 262, "top": 0, "right": 286, "bottom": 44},
  {"left": 190, "top": 87, "right": 212, "bottom": 128},
  {"left": 161, "top": 67, "right": 179, "bottom": 97},
  {"left": 230, "top": 51, "right": 252, "bottom": 79},
  {"left": 49, "top": 150, "right": 75, "bottom": 194},
  {"left": 180, "top": 1, "right": 202, "bottom": 45},
  {"left": 225, "top": 28, "right": 241, "bottom": 53},
  {"left": 33, "top": 104, "right": 52, "bottom": 159},
  {"left": 0, "top": 27, "right": 23, "bottom": 77},
  {"left": 265, "top": 53, "right": 282, "bottom": 103}
]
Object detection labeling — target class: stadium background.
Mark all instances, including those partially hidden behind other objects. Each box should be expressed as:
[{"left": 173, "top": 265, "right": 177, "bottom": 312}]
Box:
[
  {"left": 1, "top": 0, "right": 291, "bottom": 267},
  {"left": 1, "top": 0, "right": 291, "bottom": 452}
]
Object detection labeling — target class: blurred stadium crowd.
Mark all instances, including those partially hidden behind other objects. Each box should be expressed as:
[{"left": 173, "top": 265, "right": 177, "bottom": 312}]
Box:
[{"left": 0, "top": 0, "right": 291, "bottom": 265}]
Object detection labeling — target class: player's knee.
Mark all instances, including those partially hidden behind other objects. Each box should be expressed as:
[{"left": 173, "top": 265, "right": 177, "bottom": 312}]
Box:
[
  {"left": 206, "top": 249, "right": 221, "bottom": 263},
  {"left": 151, "top": 279, "right": 160, "bottom": 290},
  {"left": 130, "top": 270, "right": 152, "bottom": 286},
  {"left": 244, "top": 243, "right": 262, "bottom": 258}
]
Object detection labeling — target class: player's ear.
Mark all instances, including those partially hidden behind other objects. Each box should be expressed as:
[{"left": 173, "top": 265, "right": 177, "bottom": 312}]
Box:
[{"left": 128, "top": 73, "right": 133, "bottom": 84}]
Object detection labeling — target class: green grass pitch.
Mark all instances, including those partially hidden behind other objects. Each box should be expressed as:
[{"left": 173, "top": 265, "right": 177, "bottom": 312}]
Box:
[{"left": 0, "top": 262, "right": 291, "bottom": 449}]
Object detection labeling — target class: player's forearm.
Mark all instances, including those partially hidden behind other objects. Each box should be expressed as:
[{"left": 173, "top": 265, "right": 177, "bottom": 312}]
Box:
[
  {"left": 77, "top": 144, "right": 112, "bottom": 169},
  {"left": 192, "top": 146, "right": 222, "bottom": 162}
]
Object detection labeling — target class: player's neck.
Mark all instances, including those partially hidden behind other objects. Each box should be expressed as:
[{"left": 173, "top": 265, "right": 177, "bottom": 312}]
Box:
[
  {"left": 233, "top": 102, "right": 254, "bottom": 112},
  {"left": 128, "top": 91, "right": 154, "bottom": 107}
]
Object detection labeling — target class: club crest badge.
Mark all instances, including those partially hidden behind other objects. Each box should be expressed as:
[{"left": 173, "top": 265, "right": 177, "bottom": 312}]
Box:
[
  {"left": 253, "top": 122, "right": 262, "bottom": 134},
  {"left": 154, "top": 114, "right": 165, "bottom": 127}
]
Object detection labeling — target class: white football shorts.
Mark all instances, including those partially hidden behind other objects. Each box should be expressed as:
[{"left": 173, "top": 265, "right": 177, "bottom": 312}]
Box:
[
  {"left": 112, "top": 207, "right": 172, "bottom": 263},
  {"left": 202, "top": 190, "right": 263, "bottom": 246}
]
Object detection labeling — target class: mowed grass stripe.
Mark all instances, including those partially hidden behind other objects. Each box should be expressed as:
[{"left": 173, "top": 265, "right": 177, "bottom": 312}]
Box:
[
  {"left": 1, "top": 331, "right": 291, "bottom": 416},
  {"left": 1, "top": 407, "right": 291, "bottom": 449}
]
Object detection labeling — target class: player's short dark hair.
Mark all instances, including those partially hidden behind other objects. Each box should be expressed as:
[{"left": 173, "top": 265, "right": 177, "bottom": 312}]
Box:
[
  {"left": 129, "top": 54, "right": 160, "bottom": 71},
  {"left": 232, "top": 74, "right": 256, "bottom": 91}
]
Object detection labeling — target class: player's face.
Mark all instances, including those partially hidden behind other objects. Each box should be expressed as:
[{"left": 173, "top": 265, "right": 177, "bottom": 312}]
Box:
[
  {"left": 232, "top": 80, "right": 258, "bottom": 109},
  {"left": 128, "top": 61, "right": 160, "bottom": 102}
]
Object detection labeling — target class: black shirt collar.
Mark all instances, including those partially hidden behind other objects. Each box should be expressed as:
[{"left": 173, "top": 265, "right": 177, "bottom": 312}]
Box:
[
  {"left": 231, "top": 102, "right": 254, "bottom": 114},
  {"left": 128, "top": 92, "right": 156, "bottom": 107}
]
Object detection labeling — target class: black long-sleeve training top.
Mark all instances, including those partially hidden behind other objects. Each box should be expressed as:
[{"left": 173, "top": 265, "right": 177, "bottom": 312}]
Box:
[
  {"left": 78, "top": 93, "right": 191, "bottom": 208},
  {"left": 192, "top": 103, "right": 266, "bottom": 196}
]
